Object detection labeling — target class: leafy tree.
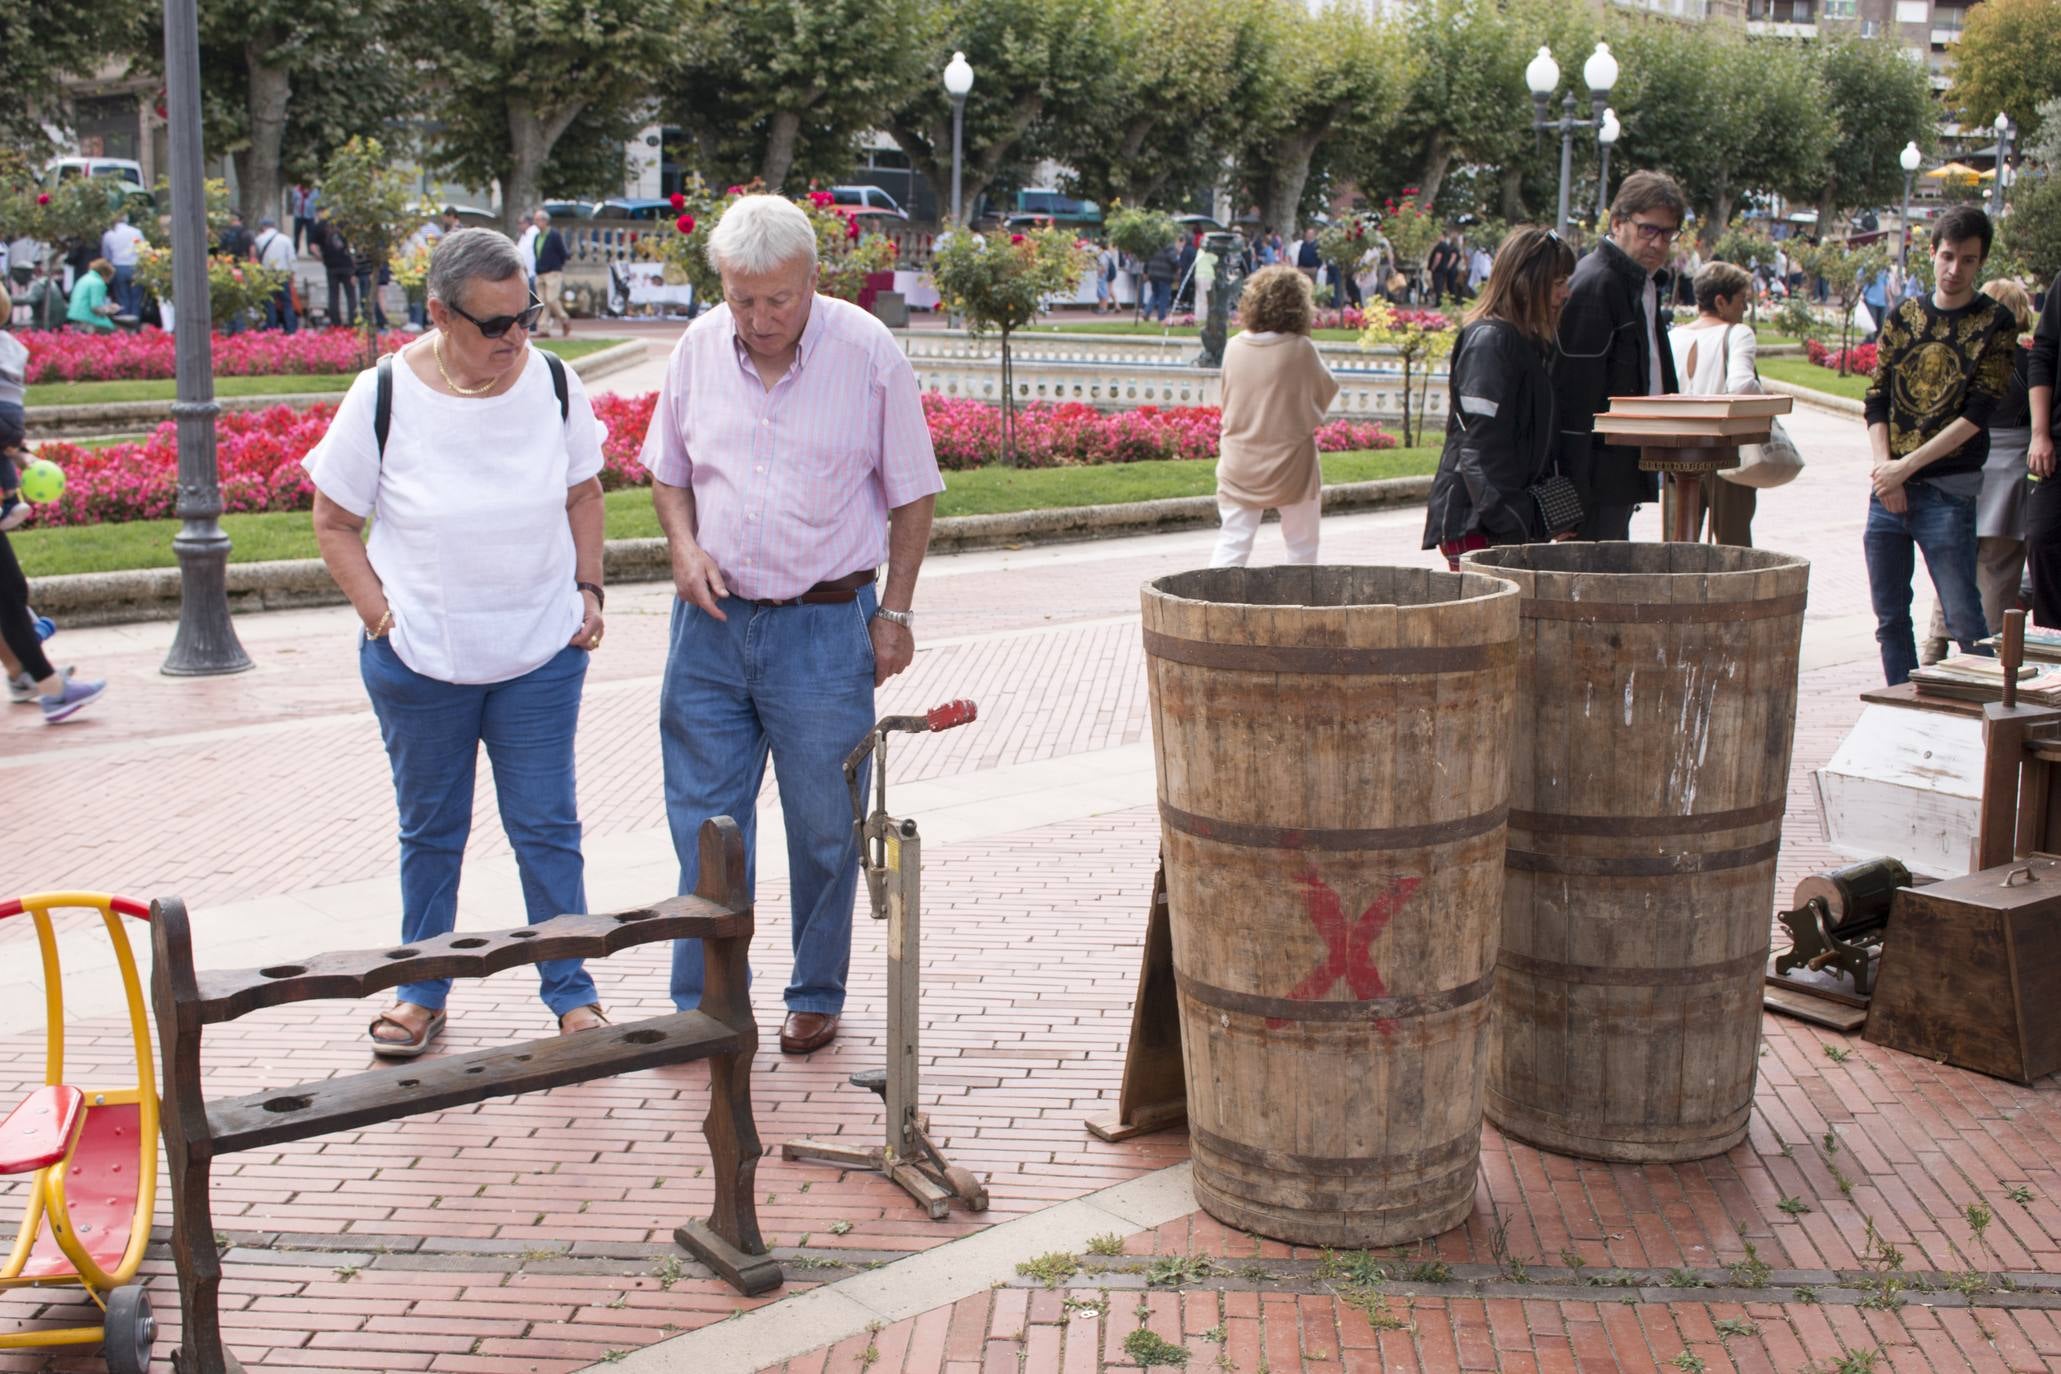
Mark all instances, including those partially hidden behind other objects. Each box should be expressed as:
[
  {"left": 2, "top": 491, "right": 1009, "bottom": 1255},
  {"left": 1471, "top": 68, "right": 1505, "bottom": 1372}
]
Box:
[
  {"left": 639, "top": 181, "right": 895, "bottom": 304},
  {"left": 421, "top": 0, "right": 694, "bottom": 235},
  {"left": 322, "top": 137, "right": 416, "bottom": 363},
  {"left": 882, "top": 0, "right": 1122, "bottom": 226},
  {"left": 2024, "top": 97, "right": 2061, "bottom": 172},
  {"left": 660, "top": 0, "right": 928, "bottom": 193},
  {"left": 1229, "top": 0, "right": 1416, "bottom": 240},
  {"left": 1947, "top": 0, "right": 2061, "bottom": 145},
  {"left": 0, "top": 3, "right": 143, "bottom": 156},
  {"left": 1358, "top": 298, "right": 1453, "bottom": 448},
  {"left": 1056, "top": 0, "right": 1259, "bottom": 210},
  {"left": 1795, "top": 36, "right": 1936, "bottom": 231},
  {"left": 1792, "top": 238, "right": 1888, "bottom": 374},
  {"left": 1105, "top": 204, "right": 1177, "bottom": 321},
  {"left": 1607, "top": 21, "right": 1830, "bottom": 242},
  {"left": 2002, "top": 173, "right": 2061, "bottom": 283},
  {"left": 929, "top": 227, "right": 1095, "bottom": 464}
]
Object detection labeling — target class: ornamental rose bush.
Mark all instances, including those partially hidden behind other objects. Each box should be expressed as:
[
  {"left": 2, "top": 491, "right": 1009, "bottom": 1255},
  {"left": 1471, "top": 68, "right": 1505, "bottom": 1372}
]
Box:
[
  {"left": 1803, "top": 338, "right": 1877, "bottom": 374},
  {"left": 21, "top": 392, "right": 1396, "bottom": 528},
  {"left": 20, "top": 327, "right": 414, "bottom": 384}
]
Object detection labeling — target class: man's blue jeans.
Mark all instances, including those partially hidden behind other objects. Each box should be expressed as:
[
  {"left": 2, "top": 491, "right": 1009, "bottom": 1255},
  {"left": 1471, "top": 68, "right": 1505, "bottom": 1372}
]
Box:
[
  {"left": 112, "top": 264, "right": 137, "bottom": 317},
  {"left": 359, "top": 636, "right": 598, "bottom": 1017},
  {"left": 1864, "top": 483, "right": 1991, "bottom": 686},
  {"left": 1147, "top": 280, "right": 1171, "bottom": 321},
  {"left": 265, "top": 290, "right": 298, "bottom": 334},
  {"left": 661, "top": 588, "right": 877, "bottom": 1015}
]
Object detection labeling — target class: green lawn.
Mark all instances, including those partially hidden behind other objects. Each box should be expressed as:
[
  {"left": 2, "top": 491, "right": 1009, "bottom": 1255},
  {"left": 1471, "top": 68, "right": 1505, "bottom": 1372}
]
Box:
[
  {"left": 25, "top": 337, "right": 626, "bottom": 408},
  {"left": 12, "top": 447, "right": 1438, "bottom": 578},
  {"left": 1759, "top": 356, "right": 1871, "bottom": 401}
]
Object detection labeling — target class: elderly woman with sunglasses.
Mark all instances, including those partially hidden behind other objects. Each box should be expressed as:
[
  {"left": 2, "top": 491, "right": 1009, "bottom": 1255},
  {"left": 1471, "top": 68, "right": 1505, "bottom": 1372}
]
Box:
[{"left": 301, "top": 227, "right": 611, "bottom": 1058}]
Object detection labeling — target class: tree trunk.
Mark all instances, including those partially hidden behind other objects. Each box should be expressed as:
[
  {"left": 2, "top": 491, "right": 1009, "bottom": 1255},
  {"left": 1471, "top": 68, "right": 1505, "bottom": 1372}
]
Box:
[
  {"left": 1499, "top": 166, "right": 1526, "bottom": 224},
  {"left": 1710, "top": 188, "right": 1736, "bottom": 247},
  {"left": 242, "top": 44, "right": 291, "bottom": 228},
  {"left": 1263, "top": 131, "right": 1322, "bottom": 243},
  {"left": 1417, "top": 132, "right": 1454, "bottom": 212},
  {"left": 758, "top": 91, "right": 823, "bottom": 192},
  {"left": 504, "top": 96, "right": 585, "bottom": 236}
]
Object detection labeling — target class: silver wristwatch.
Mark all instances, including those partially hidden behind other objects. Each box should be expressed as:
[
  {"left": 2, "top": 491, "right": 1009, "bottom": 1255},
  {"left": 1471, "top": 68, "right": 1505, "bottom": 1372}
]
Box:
[{"left": 874, "top": 607, "right": 915, "bottom": 630}]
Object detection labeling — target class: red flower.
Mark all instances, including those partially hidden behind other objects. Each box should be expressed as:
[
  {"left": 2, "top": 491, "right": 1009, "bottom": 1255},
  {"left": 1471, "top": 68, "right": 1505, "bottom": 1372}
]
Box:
[
  {"left": 809, "top": 190, "right": 834, "bottom": 208},
  {"left": 669, "top": 192, "right": 686, "bottom": 210},
  {"left": 36, "top": 193, "right": 49, "bottom": 205},
  {"left": 676, "top": 214, "right": 696, "bottom": 234},
  {"left": 725, "top": 185, "right": 745, "bottom": 196},
  {"left": 1010, "top": 233, "right": 1026, "bottom": 245},
  {"left": 1403, "top": 186, "right": 1419, "bottom": 195},
  {"left": 1384, "top": 198, "right": 1396, "bottom": 210}
]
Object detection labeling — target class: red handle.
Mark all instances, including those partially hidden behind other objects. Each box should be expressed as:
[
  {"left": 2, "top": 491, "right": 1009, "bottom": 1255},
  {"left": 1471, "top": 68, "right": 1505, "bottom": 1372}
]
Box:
[{"left": 926, "top": 699, "right": 978, "bottom": 732}]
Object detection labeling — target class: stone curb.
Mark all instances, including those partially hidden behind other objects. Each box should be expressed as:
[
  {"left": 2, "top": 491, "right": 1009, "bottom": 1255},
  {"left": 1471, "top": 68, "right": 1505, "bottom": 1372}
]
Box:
[
  {"left": 1763, "top": 375, "right": 1865, "bottom": 418},
  {"left": 27, "top": 474, "right": 1433, "bottom": 628},
  {"left": 27, "top": 338, "right": 648, "bottom": 440}
]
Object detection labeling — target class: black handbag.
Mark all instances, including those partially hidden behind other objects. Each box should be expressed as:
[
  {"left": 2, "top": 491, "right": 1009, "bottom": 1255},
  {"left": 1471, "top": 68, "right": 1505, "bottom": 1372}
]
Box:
[{"left": 1528, "top": 471, "right": 1583, "bottom": 535}]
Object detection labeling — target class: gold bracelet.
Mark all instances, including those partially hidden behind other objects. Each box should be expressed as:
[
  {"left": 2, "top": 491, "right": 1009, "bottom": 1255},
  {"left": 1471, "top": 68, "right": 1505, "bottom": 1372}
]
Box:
[{"left": 366, "top": 608, "right": 393, "bottom": 640}]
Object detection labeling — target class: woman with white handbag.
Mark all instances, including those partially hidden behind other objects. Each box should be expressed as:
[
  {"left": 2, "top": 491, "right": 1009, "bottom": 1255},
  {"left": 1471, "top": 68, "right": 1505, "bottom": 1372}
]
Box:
[{"left": 1668, "top": 261, "right": 1803, "bottom": 546}]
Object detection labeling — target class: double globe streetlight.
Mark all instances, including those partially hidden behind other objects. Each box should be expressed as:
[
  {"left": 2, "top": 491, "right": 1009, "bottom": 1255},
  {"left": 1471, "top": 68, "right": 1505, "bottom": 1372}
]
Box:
[
  {"left": 1526, "top": 41, "right": 1619, "bottom": 237},
  {"left": 1991, "top": 111, "right": 2016, "bottom": 219},
  {"left": 943, "top": 51, "right": 974, "bottom": 227},
  {"left": 1899, "top": 139, "right": 1922, "bottom": 269}
]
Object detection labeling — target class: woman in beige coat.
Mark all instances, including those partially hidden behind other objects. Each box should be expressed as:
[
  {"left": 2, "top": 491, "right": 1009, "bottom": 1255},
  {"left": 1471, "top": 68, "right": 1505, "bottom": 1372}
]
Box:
[{"left": 1211, "top": 266, "right": 1340, "bottom": 566}]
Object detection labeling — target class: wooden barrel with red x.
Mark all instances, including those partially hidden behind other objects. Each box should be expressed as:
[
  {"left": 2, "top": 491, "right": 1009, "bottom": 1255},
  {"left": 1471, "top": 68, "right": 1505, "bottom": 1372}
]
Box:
[
  {"left": 1462, "top": 543, "right": 1808, "bottom": 1163},
  {"left": 1142, "top": 566, "right": 1520, "bottom": 1246}
]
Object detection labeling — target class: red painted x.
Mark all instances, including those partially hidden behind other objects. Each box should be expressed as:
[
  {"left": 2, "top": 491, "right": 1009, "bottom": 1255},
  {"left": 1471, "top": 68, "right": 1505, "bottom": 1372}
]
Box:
[{"left": 1266, "top": 868, "right": 1421, "bottom": 1031}]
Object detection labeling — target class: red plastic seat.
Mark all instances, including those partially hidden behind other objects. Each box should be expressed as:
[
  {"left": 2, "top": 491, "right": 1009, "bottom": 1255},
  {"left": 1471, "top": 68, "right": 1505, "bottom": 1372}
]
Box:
[{"left": 0, "top": 1085, "right": 84, "bottom": 1175}]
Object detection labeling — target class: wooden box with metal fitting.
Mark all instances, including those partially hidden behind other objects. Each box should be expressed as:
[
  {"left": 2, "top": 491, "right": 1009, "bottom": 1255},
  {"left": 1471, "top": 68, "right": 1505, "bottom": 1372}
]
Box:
[{"left": 1864, "top": 853, "right": 2061, "bottom": 1084}]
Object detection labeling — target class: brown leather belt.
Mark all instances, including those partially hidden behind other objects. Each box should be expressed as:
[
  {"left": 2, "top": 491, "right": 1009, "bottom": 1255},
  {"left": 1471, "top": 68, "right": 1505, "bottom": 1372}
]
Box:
[{"left": 750, "top": 569, "right": 875, "bottom": 607}]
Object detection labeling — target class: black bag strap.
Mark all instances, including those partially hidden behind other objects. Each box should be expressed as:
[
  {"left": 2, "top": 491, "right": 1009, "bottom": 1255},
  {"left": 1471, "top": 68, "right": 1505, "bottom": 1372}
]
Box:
[{"left": 374, "top": 349, "right": 568, "bottom": 463}]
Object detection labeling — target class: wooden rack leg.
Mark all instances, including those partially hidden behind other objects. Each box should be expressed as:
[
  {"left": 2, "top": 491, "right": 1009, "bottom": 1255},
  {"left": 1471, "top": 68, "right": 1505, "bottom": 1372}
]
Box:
[{"left": 673, "top": 830, "right": 783, "bottom": 1296}]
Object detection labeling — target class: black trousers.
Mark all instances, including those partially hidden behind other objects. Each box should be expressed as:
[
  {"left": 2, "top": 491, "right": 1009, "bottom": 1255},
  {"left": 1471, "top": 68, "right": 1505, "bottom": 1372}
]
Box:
[
  {"left": 1577, "top": 502, "right": 1635, "bottom": 541},
  {"left": 2027, "top": 475, "right": 2061, "bottom": 628},
  {"left": 0, "top": 533, "right": 51, "bottom": 682}
]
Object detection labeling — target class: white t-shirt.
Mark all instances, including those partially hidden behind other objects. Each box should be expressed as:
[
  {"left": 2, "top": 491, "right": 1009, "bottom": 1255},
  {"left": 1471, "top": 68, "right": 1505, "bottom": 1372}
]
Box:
[
  {"left": 101, "top": 223, "right": 146, "bottom": 268},
  {"left": 254, "top": 229, "right": 295, "bottom": 274},
  {"left": 301, "top": 346, "right": 606, "bottom": 685},
  {"left": 0, "top": 332, "right": 27, "bottom": 408},
  {"left": 515, "top": 225, "right": 539, "bottom": 276}
]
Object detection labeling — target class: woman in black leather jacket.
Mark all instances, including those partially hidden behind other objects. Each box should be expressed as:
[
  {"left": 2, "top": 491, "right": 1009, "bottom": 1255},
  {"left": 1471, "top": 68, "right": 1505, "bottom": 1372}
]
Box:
[{"left": 1423, "top": 226, "right": 1577, "bottom": 568}]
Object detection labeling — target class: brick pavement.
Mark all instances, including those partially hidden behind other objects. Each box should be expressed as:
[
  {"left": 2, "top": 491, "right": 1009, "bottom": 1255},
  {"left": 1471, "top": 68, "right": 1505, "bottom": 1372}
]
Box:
[{"left": 7, "top": 397, "right": 2052, "bottom": 1374}]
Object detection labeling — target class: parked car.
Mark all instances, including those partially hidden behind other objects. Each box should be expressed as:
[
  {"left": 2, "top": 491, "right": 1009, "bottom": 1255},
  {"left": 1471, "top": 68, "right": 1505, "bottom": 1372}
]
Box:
[
  {"left": 830, "top": 185, "right": 908, "bottom": 220},
  {"left": 544, "top": 200, "right": 599, "bottom": 220},
  {"left": 1013, "top": 188, "right": 1101, "bottom": 227},
  {"left": 45, "top": 157, "right": 145, "bottom": 189},
  {"left": 596, "top": 198, "right": 676, "bottom": 221}
]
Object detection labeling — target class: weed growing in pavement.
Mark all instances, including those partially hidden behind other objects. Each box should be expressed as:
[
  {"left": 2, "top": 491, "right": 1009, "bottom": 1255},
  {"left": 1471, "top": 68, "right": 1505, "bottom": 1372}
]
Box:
[
  {"left": 1579, "top": 1270, "right": 1647, "bottom": 1288},
  {"left": 1812, "top": 1351, "right": 1881, "bottom": 1374},
  {"left": 1340, "top": 1288, "right": 1411, "bottom": 1331},
  {"left": 1063, "top": 1296, "right": 1109, "bottom": 1320},
  {"left": 601, "top": 1351, "right": 628, "bottom": 1364},
  {"left": 331, "top": 1264, "right": 359, "bottom": 1283},
  {"left": 2008, "top": 1184, "right": 2035, "bottom": 1205},
  {"left": 1315, "top": 1249, "right": 1388, "bottom": 1286},
  {"left": 1947, "top": 1268, "right": 1994, "bottom": 1297},
  {"left": 1727, "top": 1239, "right": 1772, "bottom": 1289},
  {"left": 1146, "top": 1254, "right": 1219, "bottom": 1287},
  {"left": 1824, "top": 1044, "right": 1851, "bottom": 1063},
  {"left": 607, "top": 1293, "right": 628, "bottom": 1310},
  {"left": 1558, "top": 1249, "right": 1588, "bottom": 1276},
  {"left": 1196, "top": 1323, "right": 1226, "bottom": 1344},
  {"left": 1402, "top": 1259, "right": 1454, "bottom": 1284},
  {"left": 1793, "top": 1285, "right": 1819, "bottom": 1303},
  {"left": 1713, "top": 1318, "right": 1759, "bottom": 1339},
  {"left": 1087, "top": 1233, "right": 1126, "bottom": 1257},
  {"left": 1829, "top": 1162, "right": 1855, "bottom": 1197},
  {"left": 1016, "top": 1253, "right": 1080, "bottom": 1288},
  {"left": 1857, "top": 1277, "right": 1905, "bottom": 1311},
  {"left": 829, "top": 1220, "right": 853, "bottom": 1235},
  {"left": 861, "top": 1321, "right": 883, "bottom": 1368},
  {"left": 1965, "top": 1200, "right": 1993, "bottom": 1244},
  {"left": 1123, "top": 1326, "right": 1191, "bottom": 1367},
  {"left": 1237, "top": 1263, "right": 1276, "bottom": 1283},
  {"left": 650, "top": 1254, "right": 685, "bottom": 1290},
  {"left": 1778, "top": 1196, "right": 1812, "bottom": 1215},
  {"left": 1668, "top": 1352, "right": 1706, "bottom": 1373},
  {"left": 786, "top": 1256, "right": 849, "bottom": 1271},
  {"left": 1664, "top": 1268, "right": 1706, "bottom": 1289},
  {"left": 1822, "top": 1131, "right": 1839, "bottom": 1154}
]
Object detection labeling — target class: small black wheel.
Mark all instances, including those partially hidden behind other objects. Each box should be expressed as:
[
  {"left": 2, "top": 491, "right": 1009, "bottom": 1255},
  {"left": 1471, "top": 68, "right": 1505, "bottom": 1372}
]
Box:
[{"left": 104, "top": 1284, "right": 156, "bottom": 1374}]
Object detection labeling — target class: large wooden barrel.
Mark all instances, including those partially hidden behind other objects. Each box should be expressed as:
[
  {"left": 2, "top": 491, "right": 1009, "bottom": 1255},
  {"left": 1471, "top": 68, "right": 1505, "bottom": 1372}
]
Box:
[
  {"left": 1460, "top": 543, "right": 1808, "bottom": 1162},
  {"left": 1142, "top": 566, "right": 1519, "bottom": 1246}
]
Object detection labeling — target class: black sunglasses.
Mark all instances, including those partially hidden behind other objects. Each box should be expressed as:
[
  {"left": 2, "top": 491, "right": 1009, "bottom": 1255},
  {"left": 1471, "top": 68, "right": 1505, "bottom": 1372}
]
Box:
[{"left": 446, "top": 293, "right": 544, "bottom": 339}]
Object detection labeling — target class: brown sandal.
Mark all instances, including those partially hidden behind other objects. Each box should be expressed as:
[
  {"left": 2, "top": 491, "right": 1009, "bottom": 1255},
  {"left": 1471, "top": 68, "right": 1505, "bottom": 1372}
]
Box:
[
  {"left": 368, "top": 1006, "right": 445, "bottom": 1059},
  {"left": 558, "top": 1003, "right": 609, "bottom": 1034}
]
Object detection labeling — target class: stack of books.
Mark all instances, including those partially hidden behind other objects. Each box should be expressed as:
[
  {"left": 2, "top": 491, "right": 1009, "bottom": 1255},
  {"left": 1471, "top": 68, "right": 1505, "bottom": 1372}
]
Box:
[
  {"left": 1909, "top": 653, "right": 2061, "bottom": 705},
  {"left": 1593, "top": 393, "right": 1792, "bottom": 440},
  {"left": 1978, "top": 625, "right": 2061, "bottom": 663}
]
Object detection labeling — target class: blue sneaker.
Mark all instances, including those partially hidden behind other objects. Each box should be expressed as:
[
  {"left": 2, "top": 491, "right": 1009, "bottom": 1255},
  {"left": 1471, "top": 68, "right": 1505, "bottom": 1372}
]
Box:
[{"left": 41, "top": 676, "right": 105, "bottom": 724}]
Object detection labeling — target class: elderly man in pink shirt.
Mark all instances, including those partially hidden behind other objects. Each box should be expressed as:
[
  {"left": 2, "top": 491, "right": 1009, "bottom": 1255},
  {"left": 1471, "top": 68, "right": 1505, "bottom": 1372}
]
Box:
[{"left": 642, "top": 194, "right": 944, "bottom": 1055}]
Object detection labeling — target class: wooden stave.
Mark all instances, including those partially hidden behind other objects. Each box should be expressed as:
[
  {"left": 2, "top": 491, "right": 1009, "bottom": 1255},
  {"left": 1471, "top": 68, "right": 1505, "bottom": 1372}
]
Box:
[
  {"left": 1142, "top": 565, "right": 1518, "bottom": 1243},
  {"left": 1461, "top": 544, "right": 1807, "bottom": 1164}
]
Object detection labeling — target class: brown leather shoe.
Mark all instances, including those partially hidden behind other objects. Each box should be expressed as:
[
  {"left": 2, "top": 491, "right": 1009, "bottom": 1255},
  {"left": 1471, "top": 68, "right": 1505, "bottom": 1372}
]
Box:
[{"left": 779, "top": 1011, "right": 839, "bottom": 1054}]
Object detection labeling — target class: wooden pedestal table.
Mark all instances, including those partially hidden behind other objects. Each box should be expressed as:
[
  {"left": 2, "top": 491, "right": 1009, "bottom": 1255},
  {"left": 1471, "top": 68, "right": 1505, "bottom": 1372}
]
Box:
[
  {"left": 1591, "top": 394, "right": 1792, "bottom": 544},
  {"left": 151, "top": 818, "right": 781, "bottom": 1374}
]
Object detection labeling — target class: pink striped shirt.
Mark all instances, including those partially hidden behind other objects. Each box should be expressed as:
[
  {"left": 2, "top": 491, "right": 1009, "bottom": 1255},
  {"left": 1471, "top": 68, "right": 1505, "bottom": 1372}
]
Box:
[{"left": 640, "top": 294, "right": 943, "bottom": 601}]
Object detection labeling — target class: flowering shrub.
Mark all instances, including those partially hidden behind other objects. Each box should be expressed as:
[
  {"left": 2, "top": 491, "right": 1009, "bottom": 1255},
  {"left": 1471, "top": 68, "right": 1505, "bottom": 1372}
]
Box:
[
  {"left": 638, "top": 178, "right": 896, "bottom": 304},
  {"left": 19, "top": 327, "right": 414, "bottom": 383},
  {"left": 1304, "top": 307, "right": 1450, "bottom": 333},
  {"left": 23, "top": 391, "right": 1396, "bottom": 528},
  {"left": 1803, "top": 338, "right": 1877, "bottom": 375}
]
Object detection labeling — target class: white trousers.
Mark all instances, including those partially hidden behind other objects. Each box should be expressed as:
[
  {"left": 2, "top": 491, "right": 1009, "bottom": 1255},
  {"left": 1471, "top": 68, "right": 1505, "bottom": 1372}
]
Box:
[{"left": 1210, "top": 495, "right": 1322, "bottom": 568}]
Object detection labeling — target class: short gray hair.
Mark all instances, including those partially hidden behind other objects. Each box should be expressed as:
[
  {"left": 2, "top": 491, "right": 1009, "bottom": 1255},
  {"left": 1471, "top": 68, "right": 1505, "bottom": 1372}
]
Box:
[
  {"left": 707, "top": 195, "right": 818, "bottom": 277},
  {"left": 427, "top": 227, "right": 525, "bottom": 307}
]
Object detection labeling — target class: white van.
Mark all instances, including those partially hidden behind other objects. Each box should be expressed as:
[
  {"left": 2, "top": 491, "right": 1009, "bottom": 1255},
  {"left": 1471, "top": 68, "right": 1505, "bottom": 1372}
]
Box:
[{"left": 45, "top": 157, "right": 146, "bottom": 189}]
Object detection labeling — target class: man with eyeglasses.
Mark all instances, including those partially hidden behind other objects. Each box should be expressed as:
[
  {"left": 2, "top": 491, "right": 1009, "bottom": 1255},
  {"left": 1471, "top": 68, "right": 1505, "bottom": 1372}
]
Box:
[{"left": 1552, "top": 170, "right": 1688, "bottom": 540}]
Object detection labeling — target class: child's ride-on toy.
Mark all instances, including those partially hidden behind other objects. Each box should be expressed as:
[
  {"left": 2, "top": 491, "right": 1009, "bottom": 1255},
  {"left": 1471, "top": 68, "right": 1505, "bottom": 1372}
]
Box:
[{"left": 0, "top": 892, "right": 161, "bottom": 1373}]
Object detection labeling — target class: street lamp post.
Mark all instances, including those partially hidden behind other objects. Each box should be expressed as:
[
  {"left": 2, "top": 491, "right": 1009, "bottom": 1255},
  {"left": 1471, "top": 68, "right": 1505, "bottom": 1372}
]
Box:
[
  {"left": 943, "top": 51, "right": 973, "bottom": 227},
  {"left": 1898, "top": 140, "right": 1922, "bottom": 270},
  {"left": 1991, "top": 111, "right": 2015, "bottom": 218},
  {"left": 159, "top": 0, "right": 251, "bottom": 676},
  {"left": 1527, "top": 42, "right": 1619, "bottom": 237},
  {"left": 1596, "top": 108, "right": 1621, "bottom": 224}
]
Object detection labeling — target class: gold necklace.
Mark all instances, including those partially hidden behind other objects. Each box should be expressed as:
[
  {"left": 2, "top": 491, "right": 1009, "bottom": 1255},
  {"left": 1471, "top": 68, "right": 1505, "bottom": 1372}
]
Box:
[{"left": 432, "top": 334, "right": 497, "bottom": 396}]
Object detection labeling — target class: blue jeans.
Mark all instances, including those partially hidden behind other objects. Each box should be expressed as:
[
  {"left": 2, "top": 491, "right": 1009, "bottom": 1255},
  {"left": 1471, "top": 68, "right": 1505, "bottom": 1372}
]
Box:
[
  {"left": 265, "top": 290, "right": 298, "bottom": 334},
  {"left": 112, "top": 264, "right": 138, "bottom": 317},
  {"left": 359, "top": 636, "right": 597, "bottom": 1016},
  {"left": 661, "top": 587, "right": 877, "bottom": 1015},
  {"left": 1864, "top": 483, "right": 1991, "bottom": 686},
  {"left": 1147, "top": 280, "right": 1171, "bottom": 321}
]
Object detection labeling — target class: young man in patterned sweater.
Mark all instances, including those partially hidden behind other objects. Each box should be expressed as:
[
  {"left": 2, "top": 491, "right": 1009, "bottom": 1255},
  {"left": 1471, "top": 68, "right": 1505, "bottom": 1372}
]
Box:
[{"left": 1863, "top": 204, "right": 2021, "bottom": 685}]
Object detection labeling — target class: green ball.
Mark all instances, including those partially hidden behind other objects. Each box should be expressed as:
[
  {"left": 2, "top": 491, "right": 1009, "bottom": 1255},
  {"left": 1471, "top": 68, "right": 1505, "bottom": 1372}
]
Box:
[{"left": 19, "top": 459, "right": 64, "bottom": 504}]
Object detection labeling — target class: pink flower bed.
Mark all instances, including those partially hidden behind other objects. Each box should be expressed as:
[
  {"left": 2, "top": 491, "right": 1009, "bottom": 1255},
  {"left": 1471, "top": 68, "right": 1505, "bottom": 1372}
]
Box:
[
  {"left": 1803, "top": 338, "right": 1877, "bottom": 374},
  {"left": 19, "top": 327, "right": 413, "bottom": 384},
  {"left": 25, "top": 392, "right": 1394, "bottom": 528},
  {"left": 1308, "top": 307, "right": 1451, "bottom": 333}
]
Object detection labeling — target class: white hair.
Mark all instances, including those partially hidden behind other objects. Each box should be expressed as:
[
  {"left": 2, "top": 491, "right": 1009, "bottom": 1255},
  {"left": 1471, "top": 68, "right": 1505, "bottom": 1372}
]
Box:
[{"left": 706, "top": 194, "right": 819, "bottom": 277}]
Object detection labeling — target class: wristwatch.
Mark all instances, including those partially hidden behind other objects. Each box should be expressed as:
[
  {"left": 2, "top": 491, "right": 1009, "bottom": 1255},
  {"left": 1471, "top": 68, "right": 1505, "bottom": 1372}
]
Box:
[
  {"left": 874, "top": 607, "right": 915, "bottom": 630},
  {"left": 576, "top": 580, "right": 605, "bottom": 609}
]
